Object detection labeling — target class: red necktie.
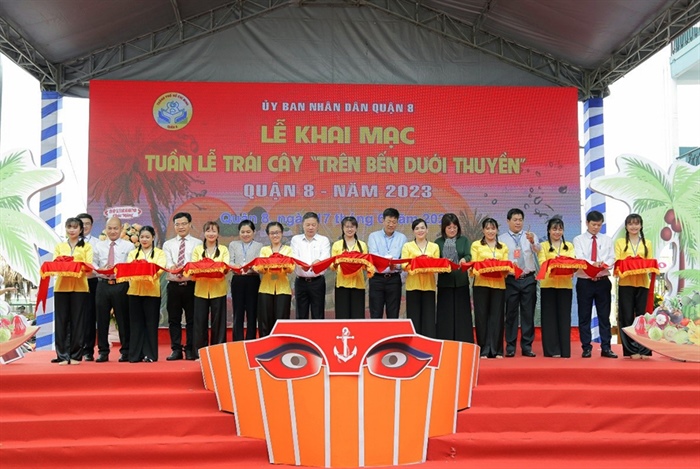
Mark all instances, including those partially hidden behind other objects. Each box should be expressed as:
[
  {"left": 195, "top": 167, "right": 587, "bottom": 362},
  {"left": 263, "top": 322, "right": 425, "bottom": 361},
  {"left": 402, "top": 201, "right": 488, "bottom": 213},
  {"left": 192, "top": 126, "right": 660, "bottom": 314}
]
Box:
[
  {"left": 177, "top": 237, "right": 186, "bottom": 279},
  {"left": 177, "top": 237, "right": 186, "bottom": 266},
  {"left": 591, "top": 235, "right": 597, "bottom": 262}
]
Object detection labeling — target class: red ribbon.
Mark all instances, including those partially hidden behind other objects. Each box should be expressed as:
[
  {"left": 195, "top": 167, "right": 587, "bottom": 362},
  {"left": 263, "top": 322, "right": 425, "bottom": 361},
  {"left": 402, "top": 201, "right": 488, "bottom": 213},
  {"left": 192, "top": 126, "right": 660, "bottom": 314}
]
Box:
[
  {"left": 404, "top": 255, "right": 459, "bottom": 275},
  {"left": 582, "top": 262, "right": 608, "bottom": 279},
  {"left": 309, "top": 253, "right": 410, "bottom": 276},
  {"left": 181, "top": 257, "right": 231, "bottom": 279},
  {"left": 461, "top": 259, "right": 522, "bottom": 279},
  {"left": 536, "top": 257, "right": 589, "bottom": 280},
  {"left": 36, "top": 257, "right": 92, "bottom": 311},
  {"left": 242, "top": 253, "right": 311, "bottom": 274},
  {"left": 326, "top": 251, "right": 375, "bottom": 276},
  {"left": 114, "top": 259, "right": 165, "bottom": 281}
]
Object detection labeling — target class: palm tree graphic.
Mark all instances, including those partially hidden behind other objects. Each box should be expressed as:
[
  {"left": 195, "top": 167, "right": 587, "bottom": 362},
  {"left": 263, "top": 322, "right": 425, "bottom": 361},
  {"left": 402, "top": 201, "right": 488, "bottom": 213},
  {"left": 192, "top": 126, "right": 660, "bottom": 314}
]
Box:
[
  {"left": 89, "top": 128, "right": 206, "bottom": 243},
  {"left": 0, "top": 149, "right": 63, "bottom": 285},
  {"left": 590, "top": 154, "right": 699, "bottom": 292}
]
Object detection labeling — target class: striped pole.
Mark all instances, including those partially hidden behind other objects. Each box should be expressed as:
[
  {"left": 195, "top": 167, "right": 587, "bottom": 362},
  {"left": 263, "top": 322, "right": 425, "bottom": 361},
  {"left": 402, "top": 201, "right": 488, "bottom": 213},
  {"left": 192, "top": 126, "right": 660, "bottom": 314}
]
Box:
[
  {"left": 35, "top": 91, "right": 63, "bottom": 351},
  {"left": 583, "top": 97, "right": 606, "bottom": 343}
]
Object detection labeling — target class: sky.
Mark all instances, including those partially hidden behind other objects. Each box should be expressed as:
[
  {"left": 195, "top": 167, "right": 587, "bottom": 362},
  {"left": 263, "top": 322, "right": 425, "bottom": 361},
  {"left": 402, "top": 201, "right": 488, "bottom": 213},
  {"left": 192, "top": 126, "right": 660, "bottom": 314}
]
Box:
[{"left": 1, "top": 45, "right": 699, "bottom": 237}]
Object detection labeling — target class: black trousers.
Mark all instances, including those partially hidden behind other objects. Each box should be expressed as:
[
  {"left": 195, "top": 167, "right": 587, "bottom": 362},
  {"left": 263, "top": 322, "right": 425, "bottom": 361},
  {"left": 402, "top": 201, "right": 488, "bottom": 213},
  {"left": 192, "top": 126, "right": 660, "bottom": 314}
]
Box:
[
  {"left": 166, "top": 281, "right": 195, "bottom": 352},
  {"left": 54, "top": 291, "right": 88, "bottom": 362},
  {"left": 193, "top": 295, "right": 227, "bottom": 356},
  {"left": 231, "top": 275, "right": 261, "bottom": 341},
  {"left": 95, "top": 280, "right": 130, "bottom": 356},
  {"left": 294, "top": 276, "right": 326, "bottom": 320},
  {"left": 505, "top": 274, "right": 537, "bottom": 353},
  {"left": 473, "top": 286, "right": 505, "bottom": 358},
  {"left": 576, "top": 277, "right": 613, "bottom": 351},
  {"left": 540, "top": 288, "right": 572, "bottom": 358},
  {"left": 128, "top": 295, "right": 160, "bottom": 362},
  {"left": 258, "top": 293, "right": 291, "bottom": 337},
  {"left": 81, "top": 277, "right": 98, "bottom": 355},
  {"left": 335, "top": 287, "right": 366, "bottom": 319},
  {"left": 436, "top": 285, "right": 474, "bottom": 343},
  {"left": 368, "top": 273, "right": 402, "bottom": 319},
  {"left": 406, "top": 290, "right": 436, "bottom": 337},
  {"left": 618, "top": 286, "right": 651, "bottom": 356}
]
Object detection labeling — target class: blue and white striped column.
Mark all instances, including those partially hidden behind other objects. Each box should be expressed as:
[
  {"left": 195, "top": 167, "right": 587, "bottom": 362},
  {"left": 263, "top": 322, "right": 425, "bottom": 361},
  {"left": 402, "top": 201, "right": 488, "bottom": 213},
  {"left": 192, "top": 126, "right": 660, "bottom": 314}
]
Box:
[
  {"left": 35, "top": 91, "right": 63, "bottom": 351},
  {"left": 583, "top": 97, "right": 606, "bottom": 343}
]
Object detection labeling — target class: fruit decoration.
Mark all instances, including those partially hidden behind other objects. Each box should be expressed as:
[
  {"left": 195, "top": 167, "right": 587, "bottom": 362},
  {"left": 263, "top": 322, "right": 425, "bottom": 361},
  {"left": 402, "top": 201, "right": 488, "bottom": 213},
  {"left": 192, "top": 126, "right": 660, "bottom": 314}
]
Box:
[
  {"left": 0, "top": 313, "right": 30, "bottom": 343},
  {"left": 629, "top": 291, "right": 700, "bottom": 347},
  {"left": 99, "top": 223, "right": 142, "bottom": 247}
]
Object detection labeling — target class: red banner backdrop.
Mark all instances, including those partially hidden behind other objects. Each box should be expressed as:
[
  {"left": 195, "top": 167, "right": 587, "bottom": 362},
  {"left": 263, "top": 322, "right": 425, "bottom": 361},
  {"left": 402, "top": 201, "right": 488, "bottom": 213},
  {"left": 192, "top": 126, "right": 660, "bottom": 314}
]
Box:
[{"left": 88, "top": 81, "right": 579, "bottom": 245}]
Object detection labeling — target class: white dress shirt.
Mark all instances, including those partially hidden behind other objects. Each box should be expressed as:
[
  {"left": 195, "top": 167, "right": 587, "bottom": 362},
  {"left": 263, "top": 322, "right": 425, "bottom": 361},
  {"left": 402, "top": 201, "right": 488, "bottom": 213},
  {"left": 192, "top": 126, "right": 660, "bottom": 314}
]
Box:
[
  {"left": 291, "top": 234, "right": 331, "bottom": 277},
  {"left": 573, "top": 231, "right": 614, "bottom": 278},
  {"left": 162, "top": 234, "right": 203, "bottom": 281},
  {"left": 93, "top": 237, "right": 134, "bottom": 278}
]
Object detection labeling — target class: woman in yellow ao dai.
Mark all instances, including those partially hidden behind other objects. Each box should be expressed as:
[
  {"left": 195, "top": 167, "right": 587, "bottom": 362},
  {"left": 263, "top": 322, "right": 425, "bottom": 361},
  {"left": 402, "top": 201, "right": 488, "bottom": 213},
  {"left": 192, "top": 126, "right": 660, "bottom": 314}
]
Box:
[
  {"left": 53, "top": 217, "right": 94, "bottom": 365},
  {"left": 331, "top": 216, "right": 369, "bottom": 320},
  {"left": 191, "top": 221, "right": 230, "bottom": 357},
  {"left": 126, "top": 226, "right": 166, "bottom": 363},
  {"left": 536, "top": 217, "right": 575, "bottom": 358},
  {"left": 615, "top": 214, "right": 654, "bottom": 359},
  {"left": 257, "top": 222, "right": 293, "bottom": 337},
  {"left": 469, "top": 218, "right": 509, "bottom": 359},
  {"left": 400, "top": 218, "right": 440, "bottom": 337}
]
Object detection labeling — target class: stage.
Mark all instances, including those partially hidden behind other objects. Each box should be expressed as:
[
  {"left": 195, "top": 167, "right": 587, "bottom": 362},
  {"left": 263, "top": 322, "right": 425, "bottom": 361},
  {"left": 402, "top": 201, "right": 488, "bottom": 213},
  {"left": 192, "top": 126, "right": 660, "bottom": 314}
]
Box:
[{"left": 1, "top": 342, "right": 699, "bottom": 469}]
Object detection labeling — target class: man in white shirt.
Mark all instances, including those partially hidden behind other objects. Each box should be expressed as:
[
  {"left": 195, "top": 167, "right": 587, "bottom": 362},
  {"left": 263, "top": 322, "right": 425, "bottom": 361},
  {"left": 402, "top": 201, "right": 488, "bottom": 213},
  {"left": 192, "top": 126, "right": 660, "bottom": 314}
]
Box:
[
  {"left": 573, "top": 210, "right": 618, "bottom": 359},
  {"left": 77, "top": 212, "right": 99, "bottom": 361},
  {"left": 502, "top": 208, "right": 540, "bottom": 357},
  {"left": 93, "top": 217, "right": 134, "bottom": 362},
  {"left": 162, "top": 212, "right": 202, "bottom": 360},
  {"left": 291, "top": 212, "right": 331, "bottom": 320}
]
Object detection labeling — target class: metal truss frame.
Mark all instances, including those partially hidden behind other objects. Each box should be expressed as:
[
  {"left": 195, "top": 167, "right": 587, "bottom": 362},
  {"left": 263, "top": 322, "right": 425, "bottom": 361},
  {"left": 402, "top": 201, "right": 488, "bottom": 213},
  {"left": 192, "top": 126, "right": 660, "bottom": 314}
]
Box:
[
  {"left": 585, "top": 0, "right": 700, "bottom": 95},
  {"left": 1, "top": 0, "right": 699, "bottom": 99},
  {"left": 0, "top": 15, "right": 58, "bottom": 90}
]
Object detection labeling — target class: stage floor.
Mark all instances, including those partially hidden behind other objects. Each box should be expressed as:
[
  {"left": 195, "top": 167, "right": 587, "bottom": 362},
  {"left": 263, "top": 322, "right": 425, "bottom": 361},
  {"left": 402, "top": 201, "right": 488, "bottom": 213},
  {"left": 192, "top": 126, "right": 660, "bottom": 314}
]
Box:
[
  {"left": 2, "top": 340, "right": 695, "bottom": 374},
  {"left": 2, "top": 342, "right": 699, "bottom": 469}
]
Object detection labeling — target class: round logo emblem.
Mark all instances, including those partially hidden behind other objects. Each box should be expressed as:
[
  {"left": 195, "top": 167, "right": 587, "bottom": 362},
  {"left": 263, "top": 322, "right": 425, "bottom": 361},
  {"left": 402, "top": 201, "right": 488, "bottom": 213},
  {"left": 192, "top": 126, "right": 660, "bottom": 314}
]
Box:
[{"left": 153, "top": 92, "right": 193, "bottom": 130}]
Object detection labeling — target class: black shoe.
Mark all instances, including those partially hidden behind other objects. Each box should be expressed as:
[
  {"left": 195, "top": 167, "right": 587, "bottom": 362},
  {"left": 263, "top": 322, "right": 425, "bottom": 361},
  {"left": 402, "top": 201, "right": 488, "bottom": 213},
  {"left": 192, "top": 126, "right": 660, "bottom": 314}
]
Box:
[
  {"left": 505, "top": 351, "right": 515, "bottom": 358},
  {"left": 166, "top": 350, "right": 183, "bottom": 361},
  {"left": 185, "top": 350, "right": 196, "bottom": 361},
  {"left": 143, "top": 356, "right": 155, "bottom": 363},
  {"left": 95, "top": 353, "right": 109, "bottom": 362},
  {"left": 522, "top": 350, "right": 536, "bottom": 357},
  {"left": 582, "top": 350, "right": 592, "bottom": 358},
  {"left": 601, "top": 349, "right": 618, "bottom": 359},
  {"left": 51, "top": 357, "right": 61, "bottom": 363},
  {"left": 83, "top": 354, "right": 94, "bottom": 362},
  {"left": 118, "top": 354, "right": 129, "bottom": 362}
]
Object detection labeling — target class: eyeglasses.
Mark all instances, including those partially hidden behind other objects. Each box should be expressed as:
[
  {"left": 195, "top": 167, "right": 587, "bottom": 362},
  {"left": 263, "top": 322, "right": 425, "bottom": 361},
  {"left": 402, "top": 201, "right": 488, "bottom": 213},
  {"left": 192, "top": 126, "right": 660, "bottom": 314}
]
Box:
[{"left": 174, "top": 222, "right": 190, "bottom": 227}]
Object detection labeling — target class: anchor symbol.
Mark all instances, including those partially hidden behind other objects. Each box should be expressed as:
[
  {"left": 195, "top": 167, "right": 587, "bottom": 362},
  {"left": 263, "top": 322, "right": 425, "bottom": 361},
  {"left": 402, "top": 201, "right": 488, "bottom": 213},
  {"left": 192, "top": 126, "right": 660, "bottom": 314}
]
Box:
[{"left": 333, "top": 326, "right": 357, "bottom": 363}]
